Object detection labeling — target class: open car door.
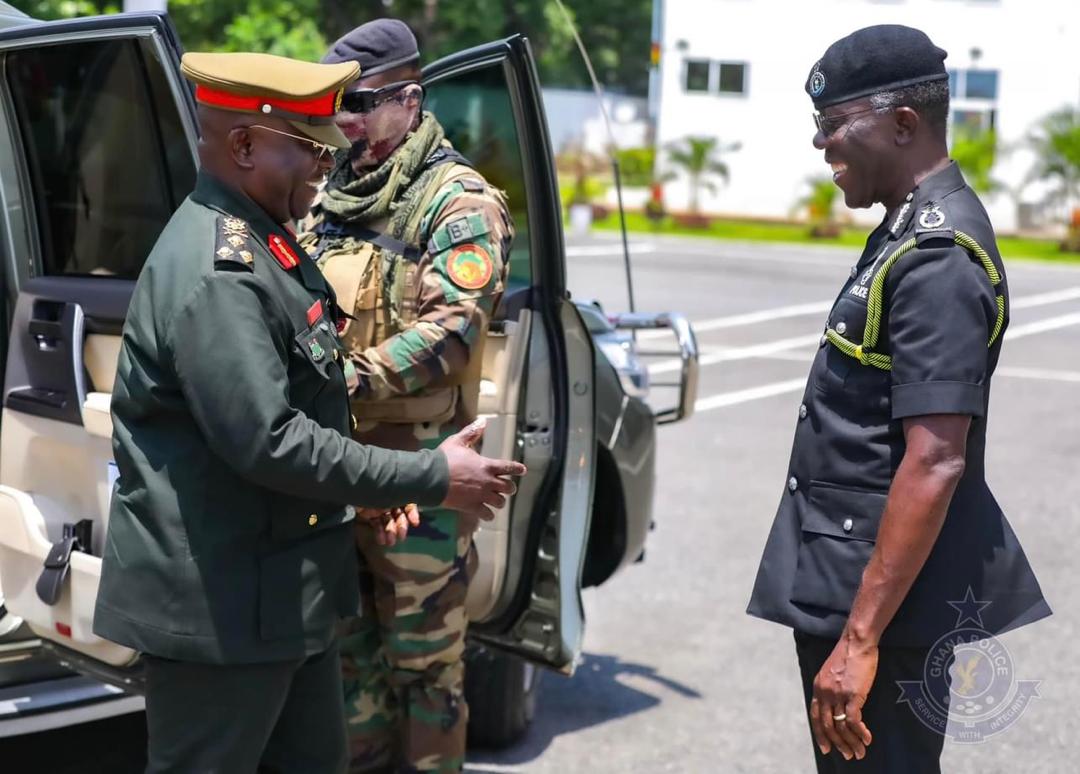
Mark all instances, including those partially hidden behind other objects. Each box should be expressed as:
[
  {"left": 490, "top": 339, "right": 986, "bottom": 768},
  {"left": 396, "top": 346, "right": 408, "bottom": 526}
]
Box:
[
  {"left": 424, "top": 35, "right": 596, "bottom": 674},
  {"left": 0, "top": 13, "right": 198, "bottom": 677}
]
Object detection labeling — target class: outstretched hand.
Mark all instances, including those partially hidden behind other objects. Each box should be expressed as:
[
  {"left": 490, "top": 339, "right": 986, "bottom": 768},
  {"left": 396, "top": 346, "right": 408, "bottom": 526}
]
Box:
[{"left": 438, "top": 419, "right": 527, "bottom": 521}]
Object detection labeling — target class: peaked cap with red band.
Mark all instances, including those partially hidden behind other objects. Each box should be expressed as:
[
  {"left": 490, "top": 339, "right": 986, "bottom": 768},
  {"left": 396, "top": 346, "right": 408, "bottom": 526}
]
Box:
[{"left": 181, "top": 52, "right": 359, "bottom": 149}]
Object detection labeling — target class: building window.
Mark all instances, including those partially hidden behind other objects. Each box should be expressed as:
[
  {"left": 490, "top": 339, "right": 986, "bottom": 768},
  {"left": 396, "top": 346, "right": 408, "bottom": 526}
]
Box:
[
  {"left": 684, "top": 59, "right": 710, "bottom": 92},
  {"left": 948, "top": 68, "right": 1000, "bottom": 100},
  {"left": 951, "top": 108, "right": 996, "bottom": 133},
  {"left": 718, "top": 62, "right": 747, "bottom": 94},
  {"left": 682, "top": 58, "right": 748, "bottom": 96},
  {"left": 964, "top": 69, "right": 999, "bottom": 100}
]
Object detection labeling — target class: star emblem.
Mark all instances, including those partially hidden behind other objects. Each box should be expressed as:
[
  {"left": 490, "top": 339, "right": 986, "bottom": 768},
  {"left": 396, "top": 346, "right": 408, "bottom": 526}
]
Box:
[{"left": 947, "top": 587, "right": 992, "bottom": 628}]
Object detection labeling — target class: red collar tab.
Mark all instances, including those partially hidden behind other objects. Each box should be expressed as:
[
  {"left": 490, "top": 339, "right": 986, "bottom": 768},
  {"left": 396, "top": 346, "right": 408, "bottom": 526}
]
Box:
[
  {"left": 194, "top": 84, "right": 339, "bottom": 122},
  {"left": 268, "top": 233, "right": 301, "bottom": 270},
  {"left": 306, "top": 300, "right": 324, "bottom": 326}
]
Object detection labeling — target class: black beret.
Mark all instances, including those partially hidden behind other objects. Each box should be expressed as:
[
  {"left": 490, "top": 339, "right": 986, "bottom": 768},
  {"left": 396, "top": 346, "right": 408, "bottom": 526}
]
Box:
[
  {"left": 322, "top": 19, "right": 420, "bottom": 76},
  {"left": 806, "top": 25, "right": 948, "bottom": 109}
]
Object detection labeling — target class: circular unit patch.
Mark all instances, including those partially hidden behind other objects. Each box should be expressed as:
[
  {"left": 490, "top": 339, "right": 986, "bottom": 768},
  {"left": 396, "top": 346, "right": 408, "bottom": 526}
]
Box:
[{"left": 447, "top": 245, "right": 494, "bottom": 290}]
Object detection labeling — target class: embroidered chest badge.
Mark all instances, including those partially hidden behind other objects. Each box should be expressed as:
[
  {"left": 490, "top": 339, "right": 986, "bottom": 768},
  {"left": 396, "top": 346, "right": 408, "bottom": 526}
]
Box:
[
  {"left": 307, "top": 338, "right": 326, "bottom": 362},
  {"left": 447, "top": 245, "right": 494, "bottom": 290},
  {"left": 918, "top": 204, "right": 946, "bottom": 229},
  {"left": 268, "top": 233, "right": 301, "bottom": 270}
]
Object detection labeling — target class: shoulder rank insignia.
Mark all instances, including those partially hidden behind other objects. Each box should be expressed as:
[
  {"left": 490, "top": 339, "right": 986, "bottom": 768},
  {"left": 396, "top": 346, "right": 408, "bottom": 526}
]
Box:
[
  {"left": 214, "top": 215, "right": 254, "bottom": 269},
  {"left": 268, "top": 233, "right": 301, "bottom": 270},
  {"left": 447, "top": 244, "right": 494, "bottom": 290},
  {"left": 918, "top": 203, "right": 946, "bottom": 230}
]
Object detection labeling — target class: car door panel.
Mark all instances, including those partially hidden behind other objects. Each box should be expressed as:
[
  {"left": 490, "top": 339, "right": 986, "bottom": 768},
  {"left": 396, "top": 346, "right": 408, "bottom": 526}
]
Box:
[
  {"left": 0, "top": 14, "right": 195, "bottom": 666},
  {"left": 424, "top": 35, "right": 594, "bottom": 673}
]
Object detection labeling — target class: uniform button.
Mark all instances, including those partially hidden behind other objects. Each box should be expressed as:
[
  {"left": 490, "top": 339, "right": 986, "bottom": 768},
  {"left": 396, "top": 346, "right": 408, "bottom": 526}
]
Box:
[
  {"left": 842, "top": 518, "right": 854, "bottom": 533},
  {"left": 350, "top": 413, "right": 358, "bottom": 431},
  {"left": 333, "top": 349, "right": 340, "bottom": 361},
  {"left": 799, "top": 404, "right": 808, "bottom": 420},
  {"left": 308, "top": 513, "right": 318, "bottom": 527},
  {"left": 819, "top": 334, "right": 828, "bottom": 347},
  {"left": 788, "top": 476, "right": 798, "bottom": 492},
  {"left": 319, "top": 322, "right": 330, "bottom": 332},
  {"left": 850, "top": 265, "right": 858, "bottom": 279},
  {"left": 836, "top": 321, "right": 848, "bottom": 335}
]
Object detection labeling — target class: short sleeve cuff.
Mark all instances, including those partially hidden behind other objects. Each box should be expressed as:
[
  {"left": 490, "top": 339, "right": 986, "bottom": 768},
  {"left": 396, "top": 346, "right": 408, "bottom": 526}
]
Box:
[{"left": 891, "top": 380, "right": 985, "bottom": 419}]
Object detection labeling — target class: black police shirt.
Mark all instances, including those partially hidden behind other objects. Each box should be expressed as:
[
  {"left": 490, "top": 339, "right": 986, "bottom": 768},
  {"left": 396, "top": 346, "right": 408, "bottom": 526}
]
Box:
[{"left": 747, "top": 162, "right": 1050, "bottom": 647}]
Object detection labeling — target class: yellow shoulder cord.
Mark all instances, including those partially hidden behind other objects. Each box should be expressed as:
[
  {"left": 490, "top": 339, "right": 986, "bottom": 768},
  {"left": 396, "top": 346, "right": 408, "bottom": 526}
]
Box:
[{"left": 824, "top": 231, "right": 1007, "bottom": 371}]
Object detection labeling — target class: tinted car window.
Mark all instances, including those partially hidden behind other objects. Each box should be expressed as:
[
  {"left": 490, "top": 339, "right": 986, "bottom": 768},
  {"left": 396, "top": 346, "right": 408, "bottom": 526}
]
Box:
[
  {"left": 425, "top": 65, "right": 531, "bottom": 289},
  {"left": 6, "top": 37, "right": 196, "bottom": 279}
]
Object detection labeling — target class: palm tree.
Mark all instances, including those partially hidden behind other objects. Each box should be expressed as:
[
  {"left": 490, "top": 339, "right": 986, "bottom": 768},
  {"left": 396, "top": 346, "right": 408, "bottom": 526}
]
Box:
[
  {"left": 664, "top": 136, "right": 741, "bottom": 213},
  {"left": 1028, "top": 107, "right": 1080, "bottom": 211},
  {"left": 1027, "top": 107, "right": 1080, "bottom": 249},
  {"left": 792, "top": 175, "right": 841, "bottom": 238},
  {"left": 951, "top": 126, "right": 1001, "bottom": 194}
]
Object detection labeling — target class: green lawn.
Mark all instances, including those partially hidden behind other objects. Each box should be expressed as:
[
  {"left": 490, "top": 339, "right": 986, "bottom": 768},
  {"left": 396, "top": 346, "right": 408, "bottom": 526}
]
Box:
[{"left": 592, "top": 212, "right": 1080, "bottom": 264}]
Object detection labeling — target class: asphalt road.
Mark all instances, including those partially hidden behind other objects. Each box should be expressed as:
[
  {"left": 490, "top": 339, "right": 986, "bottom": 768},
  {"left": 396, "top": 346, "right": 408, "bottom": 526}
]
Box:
[
  {"left": 470, "top": 233, "right": 1079, "bottom": 773},
  {"left": 4, "top": 234, "right": 1077, "bottom": 773}
]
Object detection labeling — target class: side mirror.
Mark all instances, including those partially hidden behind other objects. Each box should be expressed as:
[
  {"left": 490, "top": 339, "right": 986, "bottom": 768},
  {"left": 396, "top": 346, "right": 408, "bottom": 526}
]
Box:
[{"left": 610, "top": 312, "right": 699, "bottom": 425}]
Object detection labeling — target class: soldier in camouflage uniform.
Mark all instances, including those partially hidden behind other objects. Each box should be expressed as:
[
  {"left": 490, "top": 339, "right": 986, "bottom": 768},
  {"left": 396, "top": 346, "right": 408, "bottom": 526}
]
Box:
[{"left": 298, "top": 20, "right": 514, "bottom": 773}]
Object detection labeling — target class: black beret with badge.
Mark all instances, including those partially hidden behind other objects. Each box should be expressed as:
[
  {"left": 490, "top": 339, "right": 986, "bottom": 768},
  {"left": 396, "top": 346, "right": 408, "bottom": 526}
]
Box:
[
  {"left": 322, "top": 18, "right": 420, "bottom": 74},
  {"left": 805, "top": 24, "right": 948, "bottom": 109}
]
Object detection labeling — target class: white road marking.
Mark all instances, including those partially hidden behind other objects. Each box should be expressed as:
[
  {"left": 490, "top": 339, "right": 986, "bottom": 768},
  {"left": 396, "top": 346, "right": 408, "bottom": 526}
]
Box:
[
  {"left": 638, "top": 300, "right": 833, "bottom": 340},
  {"left": 695, "top": 378, "right": 807, "bottom": 413},
  {"left": 996, "top": 366, "right": 1080, "bottom": 383},
  {"left": 1004, "top": 311, "right": 1080, "bottom": 340},
  {"left": 1010, "top": 286, "right": 1080, "bottom": 309},
  {"left": 565, "top": 243, "right": 656, "bottom": 257},
  {"left": 649, "top": 334, "right": 820, "bottom": 375}
]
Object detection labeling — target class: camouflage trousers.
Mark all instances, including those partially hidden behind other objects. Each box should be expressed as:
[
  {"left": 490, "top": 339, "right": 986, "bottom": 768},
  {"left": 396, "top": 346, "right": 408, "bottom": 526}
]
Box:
[{"left": 340, "top": 507, "right": 477, "bottom": 773}]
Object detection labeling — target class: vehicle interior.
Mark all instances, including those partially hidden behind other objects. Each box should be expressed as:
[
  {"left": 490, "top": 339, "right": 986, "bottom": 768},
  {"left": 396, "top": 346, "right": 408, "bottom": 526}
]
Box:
[{"left": 0, "top": 19, "right": 591, "bottom": 681}]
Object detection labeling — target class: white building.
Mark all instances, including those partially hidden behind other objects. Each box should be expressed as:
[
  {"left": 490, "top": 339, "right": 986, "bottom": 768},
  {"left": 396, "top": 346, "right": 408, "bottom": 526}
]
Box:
[{"left": 652, "top": 0, "right": 1080, "bottom": 233}]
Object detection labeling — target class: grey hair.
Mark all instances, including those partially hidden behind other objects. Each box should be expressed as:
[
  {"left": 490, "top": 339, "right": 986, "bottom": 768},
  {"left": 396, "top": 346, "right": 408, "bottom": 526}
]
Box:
[{"left": 869, "top": 79, "right": 950, "bottom": 136}]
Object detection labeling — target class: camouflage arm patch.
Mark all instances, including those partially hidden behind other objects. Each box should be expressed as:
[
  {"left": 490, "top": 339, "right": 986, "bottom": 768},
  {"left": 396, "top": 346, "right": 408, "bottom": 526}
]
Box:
[{"left": 213, "top": 215, "right": 255, "bottom": 271}]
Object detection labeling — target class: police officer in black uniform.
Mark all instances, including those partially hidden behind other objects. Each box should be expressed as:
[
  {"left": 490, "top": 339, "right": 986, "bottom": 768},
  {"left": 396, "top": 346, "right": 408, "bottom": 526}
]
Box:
[{"left": 747, "top": 25, "right": 1050, "bottom": 773}]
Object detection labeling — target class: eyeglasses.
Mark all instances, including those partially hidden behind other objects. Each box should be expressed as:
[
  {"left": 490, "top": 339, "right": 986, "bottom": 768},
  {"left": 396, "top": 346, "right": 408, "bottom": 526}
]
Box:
[
  {"left": 339, "top": 81, "right": 424, "bottom": 114},
  {"left": 813, "top": 107, "right": 884, "bottom": 138},
  {"left": 250, "top": 124, "right": 334, "bottom": 161}
]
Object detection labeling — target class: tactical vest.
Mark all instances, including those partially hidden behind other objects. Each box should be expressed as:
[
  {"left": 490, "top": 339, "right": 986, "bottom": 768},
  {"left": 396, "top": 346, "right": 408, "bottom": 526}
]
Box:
[
  {"left": 826, "top": 230, "right": 1006, "bottom": 370},
  {"left": 305, "top": 153, "right": 489, "bottom": 425}
]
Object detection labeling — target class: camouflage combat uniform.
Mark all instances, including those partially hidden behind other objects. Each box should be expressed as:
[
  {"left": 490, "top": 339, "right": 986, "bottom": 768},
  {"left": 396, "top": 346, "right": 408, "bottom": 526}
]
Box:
[{"left": 299, "top": 132, "right": 513, "bottom": 773}]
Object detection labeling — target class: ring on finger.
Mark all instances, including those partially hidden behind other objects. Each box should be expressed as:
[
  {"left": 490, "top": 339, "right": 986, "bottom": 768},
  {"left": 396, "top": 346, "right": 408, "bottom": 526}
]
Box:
[{"left": 832, "top": 713, "right": 847, "bottom": 722}]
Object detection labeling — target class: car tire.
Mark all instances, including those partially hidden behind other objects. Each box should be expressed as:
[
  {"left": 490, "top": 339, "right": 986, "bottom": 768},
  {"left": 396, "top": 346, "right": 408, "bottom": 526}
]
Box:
[{"left": 465, "top": 644, "right": 542, "bottom": 748}]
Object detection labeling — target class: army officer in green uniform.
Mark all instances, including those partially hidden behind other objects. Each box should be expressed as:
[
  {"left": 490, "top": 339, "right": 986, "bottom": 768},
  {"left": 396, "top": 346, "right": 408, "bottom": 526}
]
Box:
[
  {"left": 747, "top": 26, "right": 1049, "bottom": 773},
  {"left": 93, "top": 52, "right": 525, "bottom": 774}
]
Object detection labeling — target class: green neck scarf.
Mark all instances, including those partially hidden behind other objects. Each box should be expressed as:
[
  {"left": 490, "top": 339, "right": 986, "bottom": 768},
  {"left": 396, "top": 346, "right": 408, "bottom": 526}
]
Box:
[{"left": 320, "top": 111, "right": 444, "bottom": 231}]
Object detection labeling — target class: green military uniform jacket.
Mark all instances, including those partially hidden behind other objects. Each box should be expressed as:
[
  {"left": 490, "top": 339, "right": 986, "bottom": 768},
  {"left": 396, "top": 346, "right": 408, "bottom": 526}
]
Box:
[{"left": 94, "top": 172, "right": 450, "bottom": 664}]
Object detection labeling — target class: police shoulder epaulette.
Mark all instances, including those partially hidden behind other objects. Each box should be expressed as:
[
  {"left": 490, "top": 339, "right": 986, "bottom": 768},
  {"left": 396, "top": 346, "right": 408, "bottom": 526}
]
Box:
[
  {"left": 914, "top": 201, "right": 954, "bottom": 248},
  {"left": 214, "top": 215, "right": 255, "bottom": 270}
]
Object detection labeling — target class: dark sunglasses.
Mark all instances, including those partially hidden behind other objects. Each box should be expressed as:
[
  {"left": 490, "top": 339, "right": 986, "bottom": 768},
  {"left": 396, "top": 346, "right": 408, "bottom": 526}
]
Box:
[
  {"left": 339, "top": 81, "right": 424, "bottom": 114},
  {"left": 813, "top": 106, "right": 885, "bottom": 138}
]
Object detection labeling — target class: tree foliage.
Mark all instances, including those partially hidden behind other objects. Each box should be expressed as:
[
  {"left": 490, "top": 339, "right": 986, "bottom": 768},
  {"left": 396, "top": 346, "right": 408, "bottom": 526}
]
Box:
[
  {"left": 10, "top": 0, "right": 653, "bottom": 95},
  {"left": 950, "top": 126, "right": 999, "bottom": 194},
  {"left": 1027, "top": 106, "right": 1080, "bottom": 209},
  {"left": 664, "top": 136, "right": 740, "bottom": 213}
]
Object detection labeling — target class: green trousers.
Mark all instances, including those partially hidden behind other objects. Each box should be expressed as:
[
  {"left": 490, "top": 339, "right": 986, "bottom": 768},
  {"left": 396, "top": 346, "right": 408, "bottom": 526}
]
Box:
[
  {"left": 339, "top": 508, "right": 477, "bottom": 773},
  {"left": 143, "top": 642, "right": 346, "bottom": 773}
]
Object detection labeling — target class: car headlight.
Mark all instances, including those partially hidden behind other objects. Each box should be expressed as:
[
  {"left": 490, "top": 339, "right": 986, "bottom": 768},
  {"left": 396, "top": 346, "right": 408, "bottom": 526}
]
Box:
[{"left": 597, "top": 337, "right": 650, "bottom": 398}]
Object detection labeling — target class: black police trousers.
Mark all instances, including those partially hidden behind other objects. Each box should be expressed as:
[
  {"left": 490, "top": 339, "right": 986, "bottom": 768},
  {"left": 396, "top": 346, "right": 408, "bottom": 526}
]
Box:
[
  {"left": 143, "top": 641, "right": 346, "bottom": 773},
  {"left": 795, "top": 631, "right": 949, "bottom": 774}
]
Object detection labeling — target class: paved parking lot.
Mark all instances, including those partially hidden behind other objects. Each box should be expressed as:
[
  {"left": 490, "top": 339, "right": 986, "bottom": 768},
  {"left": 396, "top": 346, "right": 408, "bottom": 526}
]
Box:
[
  {"left": 4, "top": 234, "right": 1076, "bottom": 773},
  {"left": 470, "top": 233, "right": 1079, "bottom": 773}
]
